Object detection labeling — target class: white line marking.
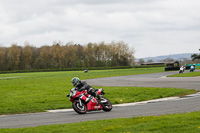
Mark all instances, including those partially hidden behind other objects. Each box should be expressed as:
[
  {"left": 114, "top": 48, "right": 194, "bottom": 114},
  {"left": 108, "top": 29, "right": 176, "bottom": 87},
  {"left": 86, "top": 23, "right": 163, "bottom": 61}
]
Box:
[
  {"left": 0, "top": 76, "right": 25, "bottom": 79},
  {"left": 113, "top": 97, "right": 179, "bottom": 107},
  {"left": 47, "top": 109, "right": 74, "bottom": 113}
]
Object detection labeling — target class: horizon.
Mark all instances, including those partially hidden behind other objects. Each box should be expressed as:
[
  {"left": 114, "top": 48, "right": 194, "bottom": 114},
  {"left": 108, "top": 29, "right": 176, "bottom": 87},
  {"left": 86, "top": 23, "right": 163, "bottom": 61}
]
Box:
[{"left": 137, "top": 52, "right": 199, "bottom": 59}]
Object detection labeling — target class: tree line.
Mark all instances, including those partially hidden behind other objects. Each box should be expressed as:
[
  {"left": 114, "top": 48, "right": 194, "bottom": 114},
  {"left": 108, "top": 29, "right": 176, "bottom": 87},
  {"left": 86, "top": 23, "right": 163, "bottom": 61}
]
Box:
[
  {"left": 191, "top": 53, "right": 200, "bottom": 61},
  {"left": 0, "top": 41, "right": 135, "bottom": 71}
]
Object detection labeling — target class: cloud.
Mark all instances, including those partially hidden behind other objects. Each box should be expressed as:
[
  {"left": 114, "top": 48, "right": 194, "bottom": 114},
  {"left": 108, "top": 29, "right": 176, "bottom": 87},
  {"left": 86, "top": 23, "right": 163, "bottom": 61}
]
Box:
[{"left": 0, "top": 0, "right": 200, "bottom": 58}]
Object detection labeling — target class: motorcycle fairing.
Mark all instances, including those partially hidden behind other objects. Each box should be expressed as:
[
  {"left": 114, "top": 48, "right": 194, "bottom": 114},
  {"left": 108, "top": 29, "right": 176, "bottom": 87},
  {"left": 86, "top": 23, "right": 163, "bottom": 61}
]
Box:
[{"left": 87, "top": 97, "right": 102, "bottom": 111}]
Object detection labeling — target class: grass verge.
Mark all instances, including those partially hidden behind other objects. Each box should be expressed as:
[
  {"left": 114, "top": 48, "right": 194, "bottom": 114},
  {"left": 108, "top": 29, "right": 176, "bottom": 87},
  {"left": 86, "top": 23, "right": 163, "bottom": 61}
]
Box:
[{"left": 1, "top": 112, "right": 200, "bottom": 133}]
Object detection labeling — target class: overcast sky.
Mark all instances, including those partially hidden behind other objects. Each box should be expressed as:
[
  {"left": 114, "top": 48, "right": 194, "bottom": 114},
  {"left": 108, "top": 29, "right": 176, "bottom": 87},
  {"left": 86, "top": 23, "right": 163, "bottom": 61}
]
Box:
[{"left": 0, "top": 0, "right": 200, "bottom": 58}]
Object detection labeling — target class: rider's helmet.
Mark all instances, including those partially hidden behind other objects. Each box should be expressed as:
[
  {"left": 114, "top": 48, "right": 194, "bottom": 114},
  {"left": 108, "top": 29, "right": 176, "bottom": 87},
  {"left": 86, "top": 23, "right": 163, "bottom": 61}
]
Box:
[{"left": 71, "top": 77, "right": 80, "bottom": 87}]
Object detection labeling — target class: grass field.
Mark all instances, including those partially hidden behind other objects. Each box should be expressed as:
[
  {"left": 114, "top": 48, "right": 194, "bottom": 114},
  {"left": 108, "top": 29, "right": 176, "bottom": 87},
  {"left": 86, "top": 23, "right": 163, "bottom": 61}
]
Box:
[
  {"left": 0, "top": 67, "right": 197, "bottom": 115},
  {"left": 1, "top": 111, "right": 200, "bottom": 133}
]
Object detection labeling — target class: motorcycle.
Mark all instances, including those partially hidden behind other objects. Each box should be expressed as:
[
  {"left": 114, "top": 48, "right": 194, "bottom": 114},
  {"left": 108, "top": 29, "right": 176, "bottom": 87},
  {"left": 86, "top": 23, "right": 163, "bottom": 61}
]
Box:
[
  {"left": 179, "top": 66, "right": 184, "bottom": 73},
  {"left": 67, "top": 88, "right": 112, "bottom": 114},
  {"left": 190, "top": 66, "right": 195, "bottom": 72}
]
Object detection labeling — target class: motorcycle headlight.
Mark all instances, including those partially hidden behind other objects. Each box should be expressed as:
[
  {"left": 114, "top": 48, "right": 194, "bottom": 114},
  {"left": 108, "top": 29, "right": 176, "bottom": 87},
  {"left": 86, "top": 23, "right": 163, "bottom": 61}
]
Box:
[{"left": 70, "top": 91, "right": 77, "bottom": 97}]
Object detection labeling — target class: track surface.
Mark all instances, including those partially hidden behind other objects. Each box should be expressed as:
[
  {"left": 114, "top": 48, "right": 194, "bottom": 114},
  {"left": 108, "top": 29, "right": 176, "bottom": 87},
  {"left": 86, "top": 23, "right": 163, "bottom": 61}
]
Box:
[{"left": 1, "top": 71, "right": 200, "bottom": 129}]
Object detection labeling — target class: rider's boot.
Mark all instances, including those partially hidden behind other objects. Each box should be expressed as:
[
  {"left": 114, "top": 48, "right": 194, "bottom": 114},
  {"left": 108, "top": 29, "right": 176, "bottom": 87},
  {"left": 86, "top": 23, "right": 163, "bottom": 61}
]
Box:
[{"left": 96, "top": 94, "right": 101, "bottom": 105}]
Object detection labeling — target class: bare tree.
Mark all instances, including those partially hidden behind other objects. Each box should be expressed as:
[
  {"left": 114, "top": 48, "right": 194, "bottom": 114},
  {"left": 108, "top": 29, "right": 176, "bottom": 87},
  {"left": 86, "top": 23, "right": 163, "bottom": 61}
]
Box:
[
  {"left": 22, "top": 44, "right": 34, "bottom": 69},
  {"left": 7, "top": 44, "right": 22, "bottom": 70},
  {"left": 138, "top": 59, "right": 145, "bottom": 65}
]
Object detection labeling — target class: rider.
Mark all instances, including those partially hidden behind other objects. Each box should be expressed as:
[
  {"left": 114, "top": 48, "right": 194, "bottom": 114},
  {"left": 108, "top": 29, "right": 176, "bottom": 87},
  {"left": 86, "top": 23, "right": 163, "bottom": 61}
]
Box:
[
  {"left": 71, "top": 77, "right": 101, "bottom": 103},
  {"left": 179, "top": 66, "right": 184, "bottom": 73}
]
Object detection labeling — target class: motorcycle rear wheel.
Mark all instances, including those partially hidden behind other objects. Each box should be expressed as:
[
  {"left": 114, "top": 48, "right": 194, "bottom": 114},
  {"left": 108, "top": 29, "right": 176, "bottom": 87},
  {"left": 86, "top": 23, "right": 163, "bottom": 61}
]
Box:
[
  {"left": 100, "top": 97, "right": 112, "bottom": 112},
  {"left": 72, "top": 100, "right": 87, "bottom": 114}
]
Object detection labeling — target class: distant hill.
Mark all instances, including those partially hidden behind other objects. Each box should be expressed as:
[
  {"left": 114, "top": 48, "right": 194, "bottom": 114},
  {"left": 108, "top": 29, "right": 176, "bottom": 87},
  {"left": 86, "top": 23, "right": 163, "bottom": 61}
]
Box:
[{"left": 137, "top": 53, "right": 198, "bottom": 62}]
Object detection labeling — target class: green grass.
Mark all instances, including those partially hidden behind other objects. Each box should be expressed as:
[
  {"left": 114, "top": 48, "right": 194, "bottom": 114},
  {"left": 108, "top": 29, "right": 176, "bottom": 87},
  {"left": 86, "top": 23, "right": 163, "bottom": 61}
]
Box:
[
  {"left": 168, "top": 70, "right": 200, "bottom": 77},
  {"left": 0, "top": 67, "right": 196, "bottom": 115},
  {"left": 1, "top": 112, "right": 200, "bottom": 133}
]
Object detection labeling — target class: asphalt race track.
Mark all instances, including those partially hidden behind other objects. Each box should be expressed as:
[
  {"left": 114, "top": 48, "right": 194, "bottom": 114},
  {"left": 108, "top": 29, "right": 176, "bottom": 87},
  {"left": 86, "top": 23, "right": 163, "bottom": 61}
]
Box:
[{"left": 1, "top": 71, "right": 200, "bottom": 129}]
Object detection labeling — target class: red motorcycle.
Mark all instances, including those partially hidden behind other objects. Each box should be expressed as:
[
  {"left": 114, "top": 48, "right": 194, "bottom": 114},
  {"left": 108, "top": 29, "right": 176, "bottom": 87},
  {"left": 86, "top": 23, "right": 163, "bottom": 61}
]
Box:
[{"left": 67, "top": 88, "right": 112, "bottom": 114}]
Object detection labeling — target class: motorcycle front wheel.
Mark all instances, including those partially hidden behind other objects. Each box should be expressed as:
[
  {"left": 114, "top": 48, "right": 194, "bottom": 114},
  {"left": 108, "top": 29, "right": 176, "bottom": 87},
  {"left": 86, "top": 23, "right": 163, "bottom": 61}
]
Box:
[
  {"left": 72, "top": 100, "right": 87, "bottom": 114},
  {"left": 100, "top": 97, "right": 112, "bottom": 112}
]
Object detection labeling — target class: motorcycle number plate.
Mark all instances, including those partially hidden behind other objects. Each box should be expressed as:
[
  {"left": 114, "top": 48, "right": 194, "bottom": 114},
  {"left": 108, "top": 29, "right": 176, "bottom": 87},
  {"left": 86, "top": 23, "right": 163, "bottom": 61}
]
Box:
[{"left": 94, "top": 106, "right": 100, "bottom": 109}]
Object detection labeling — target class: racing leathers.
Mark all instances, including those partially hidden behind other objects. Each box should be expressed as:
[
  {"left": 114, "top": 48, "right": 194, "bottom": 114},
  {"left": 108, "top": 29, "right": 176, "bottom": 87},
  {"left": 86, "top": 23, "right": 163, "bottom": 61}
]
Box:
[{"left": 75, "top": 80, "right": 101, "bottom": 103}]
